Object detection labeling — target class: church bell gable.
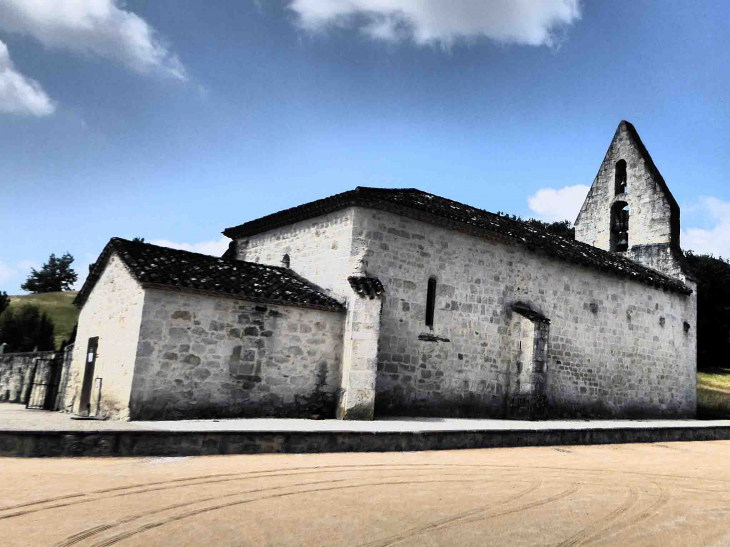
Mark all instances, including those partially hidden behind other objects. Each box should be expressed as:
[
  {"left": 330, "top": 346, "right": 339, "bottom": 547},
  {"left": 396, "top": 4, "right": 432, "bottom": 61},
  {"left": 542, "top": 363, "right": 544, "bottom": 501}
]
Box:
[{"left": 575, "top": 121, "right": 680, "bottom": 254}]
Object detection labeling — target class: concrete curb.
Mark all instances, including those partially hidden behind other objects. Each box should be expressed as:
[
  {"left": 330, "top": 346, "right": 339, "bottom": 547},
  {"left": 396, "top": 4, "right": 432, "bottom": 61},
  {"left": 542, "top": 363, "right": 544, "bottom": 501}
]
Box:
[{"left": 2, "top": 425, "right": 730, "bottom": 457}]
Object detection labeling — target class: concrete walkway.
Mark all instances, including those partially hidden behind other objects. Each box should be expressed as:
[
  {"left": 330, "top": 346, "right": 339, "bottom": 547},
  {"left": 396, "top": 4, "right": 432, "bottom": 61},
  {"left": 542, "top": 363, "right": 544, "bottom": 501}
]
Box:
[
  {"left": 3, "top": 403, "right": 730, "bottom": 457},
  {"left": 2, "top": 403, "right": 729, "bottom": 433}
]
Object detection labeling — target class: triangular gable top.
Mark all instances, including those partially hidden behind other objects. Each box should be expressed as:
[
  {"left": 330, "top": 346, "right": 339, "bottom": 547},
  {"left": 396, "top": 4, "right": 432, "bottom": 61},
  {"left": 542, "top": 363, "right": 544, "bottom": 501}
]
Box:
[{"left": 576, "top": 120, "right": 680, "bottom": 230}]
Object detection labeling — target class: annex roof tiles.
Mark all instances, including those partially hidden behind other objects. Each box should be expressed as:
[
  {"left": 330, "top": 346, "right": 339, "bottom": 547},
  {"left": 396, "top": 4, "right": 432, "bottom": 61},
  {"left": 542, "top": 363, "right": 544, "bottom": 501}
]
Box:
[{"left": 75, "top": 238, "right": 344, "bottom": 311}]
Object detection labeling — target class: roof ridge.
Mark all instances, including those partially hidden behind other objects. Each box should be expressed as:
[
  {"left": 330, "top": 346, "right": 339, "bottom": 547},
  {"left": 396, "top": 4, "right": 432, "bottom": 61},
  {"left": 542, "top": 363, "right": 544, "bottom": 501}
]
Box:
[
  {"left": 222, "top": 186, "right": 691, "bottom": 294},
  {"left": 75, "top": 237, "right": 345, "bottom": 311},
  {"left": 109, "top": 237, "right": 294, "bottom": 274}
]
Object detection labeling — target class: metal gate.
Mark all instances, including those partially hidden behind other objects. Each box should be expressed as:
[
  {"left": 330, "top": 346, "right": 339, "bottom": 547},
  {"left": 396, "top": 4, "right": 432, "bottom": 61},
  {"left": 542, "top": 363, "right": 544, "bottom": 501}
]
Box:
[{"left": 26, "top": 354, "right": 64, "bottom": 411}]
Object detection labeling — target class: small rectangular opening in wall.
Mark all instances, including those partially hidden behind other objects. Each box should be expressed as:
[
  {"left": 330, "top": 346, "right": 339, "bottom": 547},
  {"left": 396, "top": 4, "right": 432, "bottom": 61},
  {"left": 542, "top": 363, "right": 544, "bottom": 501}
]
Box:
[{"left": 425, "top": 277, "right": 437, "bottom": 329}]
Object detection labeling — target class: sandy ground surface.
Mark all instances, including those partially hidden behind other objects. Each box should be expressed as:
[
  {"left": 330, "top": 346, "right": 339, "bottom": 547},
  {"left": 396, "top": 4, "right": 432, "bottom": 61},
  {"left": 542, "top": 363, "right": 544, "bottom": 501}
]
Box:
[
  {"left": 1, "top": 442, "right": 730, "bottom": 546},
  {"left": 3, "top": 404, "right": 730, "bottom": 432}
]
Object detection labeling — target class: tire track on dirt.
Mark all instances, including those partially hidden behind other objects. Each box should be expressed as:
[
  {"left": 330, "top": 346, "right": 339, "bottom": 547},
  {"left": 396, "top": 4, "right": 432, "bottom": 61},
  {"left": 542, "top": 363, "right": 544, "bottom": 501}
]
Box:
[
  {"left": 56, "top": 472, "right": 523, "bottom": 547},
  {"left": 356, "top": 480, "right": 543, "bottom": 547},
  {"left": 553, "top": 486, "right": 639, "bottom": 547},
  {"left": 84, "top": 477, "right": 534, "bottom": 547},
  {"left": 5, "top": 461, "right": 718, "bottom": 523},
  {"left": 362, "top": 482, "right": 582, "bottom": 547},
  {"left": 583, "top": 481, "right": 671, "bottom": 545},
  {"left": 3, "top": 464, "right": 475, "bottom": 520}
]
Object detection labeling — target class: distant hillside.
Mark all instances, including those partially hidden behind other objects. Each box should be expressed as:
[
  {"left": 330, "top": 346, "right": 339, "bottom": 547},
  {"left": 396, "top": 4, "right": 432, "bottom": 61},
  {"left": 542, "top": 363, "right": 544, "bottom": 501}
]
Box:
[{"left": 3, "top": 292, "right": 79, "bottom": 350}]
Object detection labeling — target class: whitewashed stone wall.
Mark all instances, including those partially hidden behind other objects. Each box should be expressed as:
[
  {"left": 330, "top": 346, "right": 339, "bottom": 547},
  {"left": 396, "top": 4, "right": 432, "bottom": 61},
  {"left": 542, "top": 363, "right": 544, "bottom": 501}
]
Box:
[
  {"left": 353, "top": 208, "right": 696, "bottom": 419},
  {"left": 129, "top": 289, "right": 345, "bottom": 420},
  {"left": 63, "top": 252, "right": 145, "bottom": 419},
  {"left": 235, "top": 207, "right": 387, "bottom": 419},
  {"left": 236, "top": 208, "right": 356, "bottom": 300},
  {"left": 337, "top": 293, "right": 382, "bottom": 420},
  {"left": 575, "top": 122, "right": 679, "bottom": 255}
]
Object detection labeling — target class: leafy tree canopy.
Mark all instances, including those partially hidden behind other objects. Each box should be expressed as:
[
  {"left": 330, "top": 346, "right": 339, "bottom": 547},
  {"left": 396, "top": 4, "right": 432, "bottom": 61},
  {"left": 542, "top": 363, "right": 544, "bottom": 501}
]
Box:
[
  {"left": 21, "top": 252, "right": 78, "bottom": 293},
  {"left": 0, "top": 291, "right": 9, "bottom": 316},
  {"left": 495, "top": 212, "right": 576, "bottom": 240},
  {"left": 684, "top": 251, "right": 730, "bottom": 370},
  {"left": 0, "top": 304, "right": 55, "bottom": 352}
]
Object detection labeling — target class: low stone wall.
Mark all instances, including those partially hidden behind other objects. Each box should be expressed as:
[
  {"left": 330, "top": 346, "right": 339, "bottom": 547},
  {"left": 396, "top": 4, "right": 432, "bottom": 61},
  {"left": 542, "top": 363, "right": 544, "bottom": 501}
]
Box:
[
  {"left": 0, "top": 345, "right": 73, "bottom": 409},
  {"left": 2, "top": 423, "right": 730, "bottom": 457}
]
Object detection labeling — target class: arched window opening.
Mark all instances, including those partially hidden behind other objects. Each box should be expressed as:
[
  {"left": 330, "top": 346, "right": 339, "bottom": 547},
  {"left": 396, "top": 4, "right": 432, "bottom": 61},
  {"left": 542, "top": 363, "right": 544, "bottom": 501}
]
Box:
[
  {"left": 615, "top": 160, "right": 627, "bottom": 195},
  {"left": 425, "top": 277, "right": 437, "bottom": 329},
  {"left": 610, "top": 202, "right": 630, "bottom": 252},
  {"left": 281, "top": 254, "right": 290, "bottom": 268}
]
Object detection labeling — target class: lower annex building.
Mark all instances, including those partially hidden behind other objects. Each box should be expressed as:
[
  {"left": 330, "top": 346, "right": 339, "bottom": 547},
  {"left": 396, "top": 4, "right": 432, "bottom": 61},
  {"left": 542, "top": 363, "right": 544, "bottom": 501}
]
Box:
[{"left": 64, "top": 121, "right": 697, "bottom": 421}]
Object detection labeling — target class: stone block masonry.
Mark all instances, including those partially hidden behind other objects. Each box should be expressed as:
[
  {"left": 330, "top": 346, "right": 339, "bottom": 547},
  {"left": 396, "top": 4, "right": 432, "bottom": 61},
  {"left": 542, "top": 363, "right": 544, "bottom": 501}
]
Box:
[
  {"left": 129, "top": 289, "right": 345, "bottom": 420},
  {"left": 0, "top": 345, "right": 73, "bottom": 409},
  {"left": 237, "top": 208, "right": 356, "bottom": 301},
  {"left": 353, "top": 207, "right": 696, "bottom": 419}
]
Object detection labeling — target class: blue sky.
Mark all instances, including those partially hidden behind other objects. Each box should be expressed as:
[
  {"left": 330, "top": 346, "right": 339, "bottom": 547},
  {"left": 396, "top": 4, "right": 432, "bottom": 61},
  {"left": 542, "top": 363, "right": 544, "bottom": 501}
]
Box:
[{"left": 1, "top": 0, "right": 729, "bottom": 294}]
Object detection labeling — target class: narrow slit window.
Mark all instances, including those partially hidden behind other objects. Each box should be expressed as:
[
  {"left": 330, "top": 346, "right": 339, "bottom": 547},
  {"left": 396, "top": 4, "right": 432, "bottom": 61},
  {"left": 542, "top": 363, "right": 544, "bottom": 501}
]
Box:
[
  {"left": 615, "top": 160, "right": 627, "bottom": 195},
  {"left": 425, "top": 277, "right": 437, "bottom": 329}
]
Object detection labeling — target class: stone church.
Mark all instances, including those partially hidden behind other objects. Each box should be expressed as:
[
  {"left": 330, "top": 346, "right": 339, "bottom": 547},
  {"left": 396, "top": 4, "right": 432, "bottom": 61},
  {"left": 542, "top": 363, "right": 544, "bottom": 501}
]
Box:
[{"left": 64, "top": 121, "right": 697, "bottom": 421}]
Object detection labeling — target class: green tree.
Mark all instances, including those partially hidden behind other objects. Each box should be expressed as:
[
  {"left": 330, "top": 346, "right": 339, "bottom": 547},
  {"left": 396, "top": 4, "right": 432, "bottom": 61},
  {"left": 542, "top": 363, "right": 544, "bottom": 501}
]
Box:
[
  {"left": 60, "top": 322, "right": 78, "bottom": 351},
  {"left": 0, "top": 304, "right": 55, "bottom": 352},
  {"left": 21, "top": 253, "right": 78, "bottom": 293},
  {"left": 524, "top": 219, "right": 576, "bottom": 240},
  {"left": 684, "top": 251, "right": 730, "bottom": 370},
  {"left": 498, "top": 212, "right": 576, "bottom": 240},
  {"left": 0, "top": 291, "right": 9, "bottom": 315}
]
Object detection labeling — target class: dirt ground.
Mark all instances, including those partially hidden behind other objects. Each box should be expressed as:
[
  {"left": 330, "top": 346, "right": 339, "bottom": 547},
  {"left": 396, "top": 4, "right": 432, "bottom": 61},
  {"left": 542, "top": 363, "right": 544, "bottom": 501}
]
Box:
[{"left": 1, "top": 441, "right": 730, "bottom": 546}]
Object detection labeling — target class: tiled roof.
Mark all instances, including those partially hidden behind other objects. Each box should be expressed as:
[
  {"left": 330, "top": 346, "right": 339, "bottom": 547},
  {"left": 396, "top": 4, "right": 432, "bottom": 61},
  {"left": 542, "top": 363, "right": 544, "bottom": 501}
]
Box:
[
  {"left": 75, "top": 238, "right": 344, "bottom": 311},
  {"left": 224, "top": 187, "right": 691, "bottom": 295}
]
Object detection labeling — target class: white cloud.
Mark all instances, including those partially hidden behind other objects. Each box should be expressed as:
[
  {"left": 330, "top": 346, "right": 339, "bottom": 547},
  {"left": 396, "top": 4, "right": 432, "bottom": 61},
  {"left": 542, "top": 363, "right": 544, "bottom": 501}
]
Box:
[
  {"left": 289, "top": 0, "right": 581, "bottom": 47},
  {"left": 0, "top": 0, "right": 186, "bottom": 80},
  {"left": 681, "top": 197, "right": 730, "bottom": 258},
  {"left": 527, "top": 184, "right": 589, "bottom": 222},
  {"left": 149, "top": 237, "right": 230, "bottom": 257},
  {"left": 17, "top": 259, "right": 40, "bottom": 271},
  {"left": 0, "top": 258, "right": 41, "bottom": 292},
  {"left": 0, "top": 39, "right": 55, "bottom": 116},
  {"left": 0, "top": 260, "right": 16, "bottom": 284}
]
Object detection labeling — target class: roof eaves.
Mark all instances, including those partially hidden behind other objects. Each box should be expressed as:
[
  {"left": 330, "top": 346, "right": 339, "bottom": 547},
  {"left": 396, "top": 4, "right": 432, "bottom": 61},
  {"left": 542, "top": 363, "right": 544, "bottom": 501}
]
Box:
[{"left": 140, "top": 283, "right": 345, "bottom": 312}]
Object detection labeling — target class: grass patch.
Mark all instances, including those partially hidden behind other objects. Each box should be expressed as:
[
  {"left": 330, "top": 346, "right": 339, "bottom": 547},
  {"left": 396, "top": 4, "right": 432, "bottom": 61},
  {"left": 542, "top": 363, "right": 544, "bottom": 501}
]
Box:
[
  {"left": 3, "top": 292, "right": 79, "bottom": 350},
  {"left": 697, "top": 367, "right": 730, "bottom": 419}
]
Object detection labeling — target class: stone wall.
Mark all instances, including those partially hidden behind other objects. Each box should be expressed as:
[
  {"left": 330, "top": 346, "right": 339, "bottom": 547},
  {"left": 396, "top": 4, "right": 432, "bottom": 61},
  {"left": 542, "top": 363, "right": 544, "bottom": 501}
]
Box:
[
  {"left": 353, "top": 207, "right": 696, "bottom": 419},
  {"left": 129, "top": 289, "right": 345, "bottom": 420},
  {"left": 575, "top": 122, "right": 678, "bottom": 252},
  {"left": 0, "top": 350, "right": 54, "bottom": 404},
  {"left": 63, "top": 252, "right": 146, "bottom": 419},
  {"left": 236, "top": 207, "right": 356, "bottom": 301},
  {"left": 0, "top": 345, "right": 73, "bottom": 410}
]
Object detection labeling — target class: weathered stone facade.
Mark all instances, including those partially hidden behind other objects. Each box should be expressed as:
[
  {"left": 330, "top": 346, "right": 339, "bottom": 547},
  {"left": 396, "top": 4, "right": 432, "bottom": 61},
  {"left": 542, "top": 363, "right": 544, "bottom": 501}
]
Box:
[
  {"left": 64, "top": 243, "right": 346, "bottom": 420},
  {"left": 346, "top": 207, "right": 696, "bottom": 419},
  {"left": 238, "top": 208, "right": 356, "bottom": 300},
  {"left": 575, "top": 121, "right": 690, "bottom": 283},
  {"left": 129, "top": 290, "right": 344, "bottom": 420},
  {"left": 64, "top": 253, "right": 145, "bottom": 419},
  {"left": 65, "top": 121, "right": 696, "bottom": 422},
  {"left": 0, "top": 345, "right": 74, "bottom": 410}
]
